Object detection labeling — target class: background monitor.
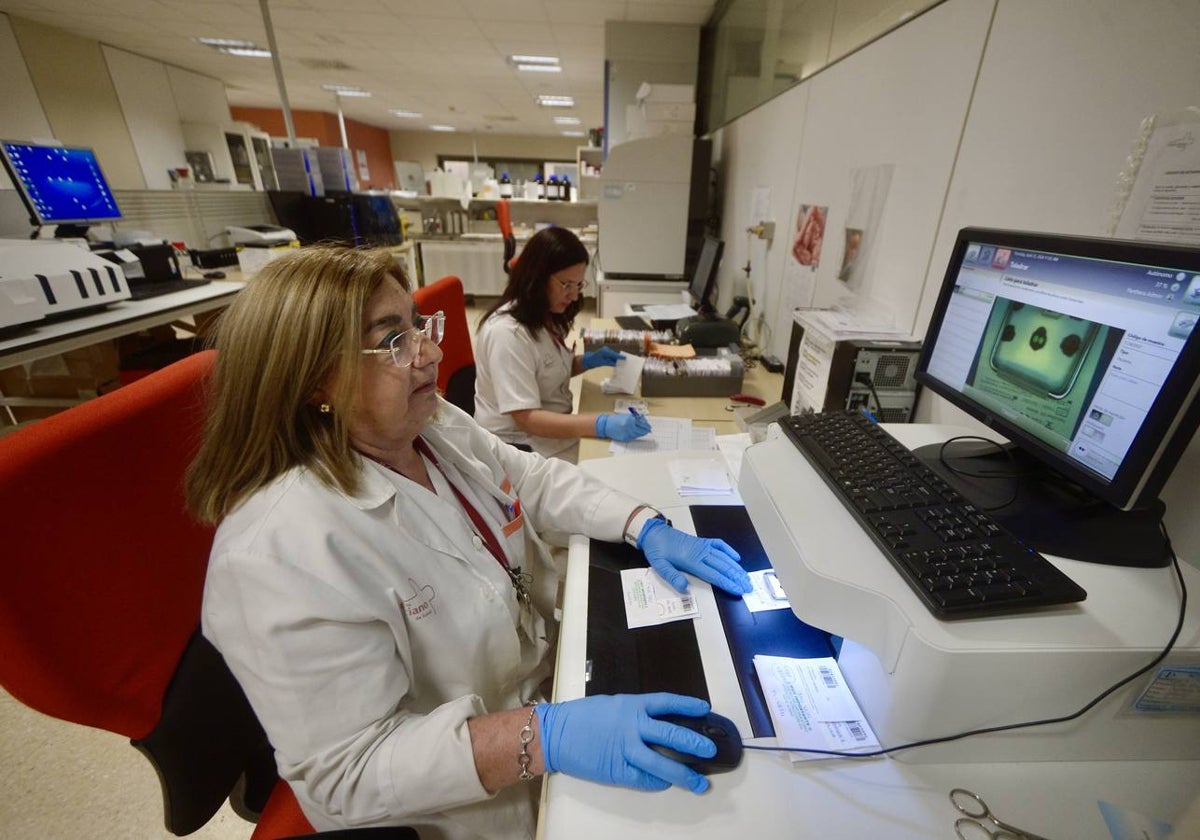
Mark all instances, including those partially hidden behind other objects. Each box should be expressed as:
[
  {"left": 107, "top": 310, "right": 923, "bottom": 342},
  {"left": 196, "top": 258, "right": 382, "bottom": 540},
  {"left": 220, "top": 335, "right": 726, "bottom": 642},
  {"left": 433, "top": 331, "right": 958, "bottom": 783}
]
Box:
[
  {"left": 915, "top": 227, "right": 1200, "bottom": 566},
  {"left": 267, "top": 191, "right": 401, "bottom": 248},
  {"left": 0, "top": 141, "right": 122, "bottom": 227},
  {"left": 688, "top": 236, "right": 724, "bottom": 314}
]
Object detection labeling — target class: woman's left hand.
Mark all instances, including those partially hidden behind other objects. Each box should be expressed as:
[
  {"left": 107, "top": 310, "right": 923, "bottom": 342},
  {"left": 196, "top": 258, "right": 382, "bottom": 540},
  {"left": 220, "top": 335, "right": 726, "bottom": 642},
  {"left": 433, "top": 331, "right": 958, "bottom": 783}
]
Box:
[
  {"left": 638, "top": 518, "right": 752, "bottom": 596},
  {"left": 582, "top": 346, "right": 625, "bottom": 370}
]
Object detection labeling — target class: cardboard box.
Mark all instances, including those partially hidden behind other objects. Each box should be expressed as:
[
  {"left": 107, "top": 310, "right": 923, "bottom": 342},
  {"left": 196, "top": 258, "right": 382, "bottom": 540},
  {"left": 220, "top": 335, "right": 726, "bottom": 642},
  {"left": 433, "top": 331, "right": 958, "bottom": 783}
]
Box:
[
  {"left": 236, "top": 242, "right": 298, "bottom": 276},
  {"left": 640, "top": 100, "right": 696, "bottom": 123},
  {"left": 0, "top": 341, "right": 121, "bottom": 422},
  {"left": 635, "top": 82, "right": 695, "bottom": 103}
]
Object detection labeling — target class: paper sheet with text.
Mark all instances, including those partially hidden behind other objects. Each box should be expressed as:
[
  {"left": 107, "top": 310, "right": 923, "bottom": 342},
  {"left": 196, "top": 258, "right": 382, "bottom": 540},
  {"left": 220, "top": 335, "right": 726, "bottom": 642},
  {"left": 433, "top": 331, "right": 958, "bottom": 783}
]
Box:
[
  {"left": 753, "top": 655, "right": 880, "bottom": 762},
  {"left": 620, "top": 567, "right": 698, "bottom": 629}
]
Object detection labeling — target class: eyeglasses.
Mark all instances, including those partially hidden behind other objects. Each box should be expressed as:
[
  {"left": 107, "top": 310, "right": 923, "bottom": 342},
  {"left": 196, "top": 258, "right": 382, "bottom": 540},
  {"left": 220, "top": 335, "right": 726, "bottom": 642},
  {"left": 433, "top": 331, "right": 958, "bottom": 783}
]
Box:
[
  {"left": 554, "top": 276, "right": 588, "bottom": 294},
  {"left": 361, "top": 311, "right": 445, "bottom": 368}
]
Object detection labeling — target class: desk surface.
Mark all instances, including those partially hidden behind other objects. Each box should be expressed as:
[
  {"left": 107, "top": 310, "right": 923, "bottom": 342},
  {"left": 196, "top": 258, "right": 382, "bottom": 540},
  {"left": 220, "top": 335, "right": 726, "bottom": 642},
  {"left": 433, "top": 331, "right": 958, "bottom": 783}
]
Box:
[
  {"left": 574, "top": 320, "right": 783, "bottom": 461},
  {"left": 541, "top": 441, "right": 1200, "bottom": 840},
  {"left": 0, "top": 275, "right": 244, "bottom": 369}
]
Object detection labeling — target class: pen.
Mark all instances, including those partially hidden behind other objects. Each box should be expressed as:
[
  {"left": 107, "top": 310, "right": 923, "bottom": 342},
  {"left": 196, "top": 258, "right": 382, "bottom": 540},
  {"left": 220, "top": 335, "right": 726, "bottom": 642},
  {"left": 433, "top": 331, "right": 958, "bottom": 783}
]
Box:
[{"left": 629, "top": 407, "right": 645, "bottom": 420}]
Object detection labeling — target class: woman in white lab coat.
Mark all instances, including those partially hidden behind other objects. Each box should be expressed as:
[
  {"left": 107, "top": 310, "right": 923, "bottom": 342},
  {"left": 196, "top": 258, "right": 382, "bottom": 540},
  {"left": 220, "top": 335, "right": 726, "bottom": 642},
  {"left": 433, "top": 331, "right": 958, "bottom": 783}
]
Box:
[
  {"left": 474, "top": 226, "right": 650, "bottom": 460},
  {"left": 185, "top": 246, "right": 751, "bottom": 840}
]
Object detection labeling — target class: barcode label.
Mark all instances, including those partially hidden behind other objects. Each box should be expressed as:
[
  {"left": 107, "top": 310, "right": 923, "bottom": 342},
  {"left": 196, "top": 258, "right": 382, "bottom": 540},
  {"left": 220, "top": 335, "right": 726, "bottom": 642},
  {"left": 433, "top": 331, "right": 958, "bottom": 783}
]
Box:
[
  {"left": 819, "top": 665, "right": 838, "bottom": 688},
  {"left": 680, "top": 595, "right": 695, "bottom": 611},
  {"left": 848, "top": 721, "right": 866, "bottom": 741}
]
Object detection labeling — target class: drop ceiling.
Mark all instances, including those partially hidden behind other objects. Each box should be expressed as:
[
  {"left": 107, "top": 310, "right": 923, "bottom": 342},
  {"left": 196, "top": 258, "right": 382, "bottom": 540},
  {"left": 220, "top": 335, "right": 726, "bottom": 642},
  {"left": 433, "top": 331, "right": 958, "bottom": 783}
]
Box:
[{"left": 0, "top": 0, "right": 716, "bottom": 137}]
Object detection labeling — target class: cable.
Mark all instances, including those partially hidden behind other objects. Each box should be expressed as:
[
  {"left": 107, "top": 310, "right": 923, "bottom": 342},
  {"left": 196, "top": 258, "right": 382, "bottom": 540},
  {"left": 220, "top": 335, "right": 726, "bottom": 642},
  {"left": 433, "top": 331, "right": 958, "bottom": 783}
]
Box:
[
  {"left": 744, "top": 521, "right": 1188, "bottom": 760},
  {"left": 936, "top": 434, "right": 1025, "bottom": 511}
]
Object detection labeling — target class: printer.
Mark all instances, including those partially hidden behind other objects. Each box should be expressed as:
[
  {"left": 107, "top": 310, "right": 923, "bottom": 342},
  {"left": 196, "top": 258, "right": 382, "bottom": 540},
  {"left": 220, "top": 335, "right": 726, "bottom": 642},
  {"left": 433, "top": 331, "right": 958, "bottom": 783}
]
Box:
[
  {"left": 225, "top": 225, "right": 298, "bottom": 247},
  {"left": 0, "top": 240, "right": 131, "bottom": 329}
]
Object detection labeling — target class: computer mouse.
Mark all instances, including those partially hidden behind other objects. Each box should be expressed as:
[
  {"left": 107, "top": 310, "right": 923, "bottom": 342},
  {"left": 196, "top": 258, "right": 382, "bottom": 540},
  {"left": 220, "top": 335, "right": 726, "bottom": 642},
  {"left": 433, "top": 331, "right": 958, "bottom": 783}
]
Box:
[
  {"left": 203, "top": 270, "right": 226, "bottom": 279},
  {"left": 650, "top": 712, "right": 743, "bottom": 774}
]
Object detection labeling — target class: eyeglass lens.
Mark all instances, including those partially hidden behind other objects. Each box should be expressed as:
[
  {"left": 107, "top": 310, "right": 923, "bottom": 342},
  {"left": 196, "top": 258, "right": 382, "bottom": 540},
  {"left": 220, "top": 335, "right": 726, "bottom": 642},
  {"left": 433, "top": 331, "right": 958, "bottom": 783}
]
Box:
[{"left": 389, "top": 313, "right": 444, "bottom": 367}]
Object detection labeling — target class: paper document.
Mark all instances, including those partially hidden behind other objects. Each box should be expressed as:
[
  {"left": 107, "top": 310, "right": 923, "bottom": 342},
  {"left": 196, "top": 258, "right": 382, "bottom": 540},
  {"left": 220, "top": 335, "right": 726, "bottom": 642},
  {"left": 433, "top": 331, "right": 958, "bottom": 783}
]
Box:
[
  {"left": 641, "top": 303, "right": 697, "bottom": 321},
  {"left": 668, "top": 458, "right": 733, "bottom": 497},
  {"left": 601, "top": 353, "right": 645, "bottom": 395},
  {"left": 609, "top": 416, "right": 689, "bottom": 455},
  {"left": 753, "top": 655, "right": 880, "bottom": 761},
  {"left": 715, "top": 432, "right": 753, "bottom": 480},
  {"left": 620, "top": 567, "right": 698, "bottom": 629},
  {"left": 743, "top": 569, "right": 791, "bottom": 613}
]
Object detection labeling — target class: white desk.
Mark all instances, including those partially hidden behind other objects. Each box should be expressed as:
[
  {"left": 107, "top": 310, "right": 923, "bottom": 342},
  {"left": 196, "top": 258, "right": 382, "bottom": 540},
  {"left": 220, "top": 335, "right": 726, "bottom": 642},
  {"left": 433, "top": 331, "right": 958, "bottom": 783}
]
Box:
[
  {"left": 0, "top": 278, "right": 243, "bottom": 369},
  {"left": 540, "top": 438, "right": 1200, "bottom": 839}
]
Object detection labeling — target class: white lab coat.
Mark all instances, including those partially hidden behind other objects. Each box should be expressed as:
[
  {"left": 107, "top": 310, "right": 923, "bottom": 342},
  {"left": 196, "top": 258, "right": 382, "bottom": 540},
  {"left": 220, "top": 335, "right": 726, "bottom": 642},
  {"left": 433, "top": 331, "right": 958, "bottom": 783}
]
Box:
[
  {"left": 201, "top": 400, "right": 640, "bottom": 840},
  {"left": 474, "top": 305, "right": 576, "bottom": 458}
]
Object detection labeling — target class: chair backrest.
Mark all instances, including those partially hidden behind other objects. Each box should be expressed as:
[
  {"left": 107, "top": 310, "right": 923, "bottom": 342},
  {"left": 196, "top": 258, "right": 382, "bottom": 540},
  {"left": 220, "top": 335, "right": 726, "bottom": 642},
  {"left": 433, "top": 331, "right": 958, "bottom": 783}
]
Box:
[
  {"left": 0, "top": 349, "right": 280, "bottom": 835},
  {"left": 0, "top": 349, "right": 216, "bottom": 738},
  {"left": 413, "top": 275, "right": 476, "bottom": 415}
]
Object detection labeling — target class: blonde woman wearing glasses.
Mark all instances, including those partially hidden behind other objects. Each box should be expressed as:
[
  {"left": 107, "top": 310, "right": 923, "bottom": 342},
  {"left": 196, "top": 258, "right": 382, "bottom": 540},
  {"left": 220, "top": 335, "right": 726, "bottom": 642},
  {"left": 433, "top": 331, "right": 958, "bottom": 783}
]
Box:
[
  {"left": 475, "top": 226, "right": 650, "bottom": 461},
  {"left": 187, "top": 246, "right": 751, "bottom": 840}
]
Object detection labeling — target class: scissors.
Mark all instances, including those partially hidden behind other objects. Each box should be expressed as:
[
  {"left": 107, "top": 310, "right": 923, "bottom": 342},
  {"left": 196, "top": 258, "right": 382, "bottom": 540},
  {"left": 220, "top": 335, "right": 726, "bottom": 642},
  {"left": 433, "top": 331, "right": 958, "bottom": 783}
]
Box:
[{"left": 950, "top": 788, "right": 1052, "bottom": 840}]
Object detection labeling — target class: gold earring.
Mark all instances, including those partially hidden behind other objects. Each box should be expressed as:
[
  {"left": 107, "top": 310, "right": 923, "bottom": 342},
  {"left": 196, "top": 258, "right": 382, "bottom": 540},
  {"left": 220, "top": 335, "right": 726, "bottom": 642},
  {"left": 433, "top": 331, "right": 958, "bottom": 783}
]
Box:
[{"left": 319, "top": 403, "right": 332, "bottom": 414}]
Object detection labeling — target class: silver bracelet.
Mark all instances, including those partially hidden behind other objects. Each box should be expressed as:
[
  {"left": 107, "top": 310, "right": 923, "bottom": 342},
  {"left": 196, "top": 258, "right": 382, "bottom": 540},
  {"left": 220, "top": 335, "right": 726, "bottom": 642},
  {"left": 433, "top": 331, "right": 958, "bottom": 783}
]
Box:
[{"left": 518, "top": 704, "right": 537, "bottom": 781}]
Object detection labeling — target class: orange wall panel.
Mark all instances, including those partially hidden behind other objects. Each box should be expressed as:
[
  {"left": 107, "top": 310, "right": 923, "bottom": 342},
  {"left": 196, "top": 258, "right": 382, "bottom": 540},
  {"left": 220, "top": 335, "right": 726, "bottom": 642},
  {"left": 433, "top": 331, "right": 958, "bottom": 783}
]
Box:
[{"left": 230, "top": 107, "right": 395, "bottom": 190}]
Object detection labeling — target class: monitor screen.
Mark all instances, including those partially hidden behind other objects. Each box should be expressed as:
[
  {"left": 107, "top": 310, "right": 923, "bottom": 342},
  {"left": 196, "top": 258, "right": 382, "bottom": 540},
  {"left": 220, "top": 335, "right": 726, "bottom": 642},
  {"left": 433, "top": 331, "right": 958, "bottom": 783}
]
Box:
[
  {"left": 688, "top": 236, "right": 724, "bottom": 313},
  {"left": 916, "top": 227, "right": 1200, "bottom": 514},
  {"left": 0, "top": 141, "right": 122, "bottom": 226},
  {"left": 268, "top": 191, "right": 402, "bottom": 247}
]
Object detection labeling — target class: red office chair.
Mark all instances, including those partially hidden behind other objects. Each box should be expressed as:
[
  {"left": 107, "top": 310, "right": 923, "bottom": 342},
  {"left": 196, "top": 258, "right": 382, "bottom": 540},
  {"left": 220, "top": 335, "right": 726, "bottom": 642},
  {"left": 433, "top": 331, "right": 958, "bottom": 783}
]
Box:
[
  {"left": 0, "top": 350, "right": 414, "bottom": 840},
  {"left": 413, "top": 275, "right": 476, "bottom": 416},
  {"left": 497, "top": 198, "right": 517, "bottom": 274}
]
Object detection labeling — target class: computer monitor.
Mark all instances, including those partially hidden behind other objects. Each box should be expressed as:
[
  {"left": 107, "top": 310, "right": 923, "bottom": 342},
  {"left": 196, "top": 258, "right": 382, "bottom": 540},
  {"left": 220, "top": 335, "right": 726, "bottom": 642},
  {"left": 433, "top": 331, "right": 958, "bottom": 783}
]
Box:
[
  {"left": 0, "top": 141, "right": 122, "bottom": 233},
  {"left": 915, "top": 227, "right": 1200, "bottom": 567},
  {"left": 268, "top": 191, "right": 402, "bottom": 247},
  {"left": 687, "top": 236, "right": 724, "bottom": 314}
]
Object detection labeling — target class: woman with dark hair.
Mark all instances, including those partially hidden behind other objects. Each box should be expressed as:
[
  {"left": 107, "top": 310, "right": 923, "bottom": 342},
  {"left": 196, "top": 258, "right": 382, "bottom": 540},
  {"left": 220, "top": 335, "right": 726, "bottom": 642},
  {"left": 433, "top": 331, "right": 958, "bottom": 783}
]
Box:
[{"left": 475, "top": 227, "right": 650, "bottom": 460}]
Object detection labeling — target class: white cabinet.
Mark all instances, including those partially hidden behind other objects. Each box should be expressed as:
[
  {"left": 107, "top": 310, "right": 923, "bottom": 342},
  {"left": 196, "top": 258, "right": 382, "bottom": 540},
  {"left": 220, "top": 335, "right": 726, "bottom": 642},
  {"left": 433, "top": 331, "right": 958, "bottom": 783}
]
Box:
[{"left": 576, "top": 146, "right": 603, "bottom": 201}]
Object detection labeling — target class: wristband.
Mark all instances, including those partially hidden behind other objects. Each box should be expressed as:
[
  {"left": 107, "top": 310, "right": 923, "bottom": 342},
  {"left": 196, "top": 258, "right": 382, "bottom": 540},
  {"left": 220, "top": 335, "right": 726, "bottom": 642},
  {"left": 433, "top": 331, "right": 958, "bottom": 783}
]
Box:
[{"left": 624, "top": 505, "right": 668, "bottom": 547}]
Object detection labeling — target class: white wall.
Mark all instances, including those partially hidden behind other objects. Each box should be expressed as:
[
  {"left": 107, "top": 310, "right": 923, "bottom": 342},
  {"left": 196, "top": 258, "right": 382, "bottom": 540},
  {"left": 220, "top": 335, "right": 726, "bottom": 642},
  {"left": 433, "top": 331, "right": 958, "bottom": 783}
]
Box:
[
  {"left": 713, "top": 0, "right": 1200, "bottom": 562},
  {"left": 103, "top": 46, "right": 190, "bottom": 190},
  {"left": 0, "top": 14, "right": 53, "bottom": 192}
]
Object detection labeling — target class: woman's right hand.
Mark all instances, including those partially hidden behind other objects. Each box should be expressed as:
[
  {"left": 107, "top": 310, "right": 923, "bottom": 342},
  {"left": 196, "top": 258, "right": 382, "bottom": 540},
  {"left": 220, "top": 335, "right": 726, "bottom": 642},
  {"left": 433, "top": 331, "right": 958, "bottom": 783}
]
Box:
[
  {"left": 595, "top": 412, "right": 652, "bottom": 441},
  {"left": 536, "top": 694, "right": 715, "bottom": 793}
]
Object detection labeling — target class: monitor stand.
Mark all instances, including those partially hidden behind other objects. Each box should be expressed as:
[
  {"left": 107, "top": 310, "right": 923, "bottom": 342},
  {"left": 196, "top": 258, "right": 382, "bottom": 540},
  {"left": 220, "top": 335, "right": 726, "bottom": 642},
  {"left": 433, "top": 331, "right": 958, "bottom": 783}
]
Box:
[{"left": 913, "top": 440, "right": 1169, "bottom": 568}]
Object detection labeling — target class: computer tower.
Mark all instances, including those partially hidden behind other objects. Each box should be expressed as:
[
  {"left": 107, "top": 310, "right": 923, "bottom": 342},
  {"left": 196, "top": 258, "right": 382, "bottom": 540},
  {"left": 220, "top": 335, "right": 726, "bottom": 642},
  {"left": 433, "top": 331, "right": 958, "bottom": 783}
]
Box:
[{"left": 782, "top": 317, "right": 922, "bottom": 423}]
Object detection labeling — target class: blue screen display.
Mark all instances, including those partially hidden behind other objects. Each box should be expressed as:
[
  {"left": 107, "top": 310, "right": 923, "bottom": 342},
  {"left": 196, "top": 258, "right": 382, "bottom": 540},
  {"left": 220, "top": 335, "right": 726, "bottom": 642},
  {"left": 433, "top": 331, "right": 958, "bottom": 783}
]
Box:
[{"left": 1, "top": 142, "right": 122, "bottom": 224}]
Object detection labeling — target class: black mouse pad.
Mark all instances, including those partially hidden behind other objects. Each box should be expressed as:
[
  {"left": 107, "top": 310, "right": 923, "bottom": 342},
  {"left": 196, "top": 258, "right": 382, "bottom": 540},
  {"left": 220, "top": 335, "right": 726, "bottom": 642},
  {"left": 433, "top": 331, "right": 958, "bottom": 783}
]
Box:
[
  {"left": 691, "top": 504, "right": 840, "bottom": 738},
  {"left": 584, "top": 540, "right": 709, "bottom": 702}
]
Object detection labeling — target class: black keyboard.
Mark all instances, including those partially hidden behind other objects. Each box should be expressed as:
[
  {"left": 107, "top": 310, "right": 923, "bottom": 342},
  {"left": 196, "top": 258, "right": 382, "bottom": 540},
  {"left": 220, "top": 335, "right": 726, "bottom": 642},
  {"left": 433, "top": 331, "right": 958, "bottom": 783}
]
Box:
[
  {"left": 778, "top": 411, "right": 1087, "bottom": 620},
  {"left": 127, "top": 278, "right": 211, "bottom": 301}
]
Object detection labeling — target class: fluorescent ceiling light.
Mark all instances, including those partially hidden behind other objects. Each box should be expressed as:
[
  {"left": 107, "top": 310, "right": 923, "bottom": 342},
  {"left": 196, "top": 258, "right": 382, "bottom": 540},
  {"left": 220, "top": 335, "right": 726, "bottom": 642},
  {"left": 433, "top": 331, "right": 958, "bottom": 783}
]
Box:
[
  {"left": 517, "top": 64, "right": 561, "bottom": 73},
  {"left": 323, "top": 84, "right": 372, "bottom": 97},
  {"left": 196, "top": 37, "right": 258, "bottom": 48},
  {"left": 430, "top": 125, "right": 456, "bottom": 132},
  {"left": 553, "top": 116, "right": 581, "bottom": 125},
  {"left": 561, "top": 131, "right": 585, "bottom": 137},
  {"left": 510, "top": 55, "right": 559, "bottom": 65},
  {"left": 389, "top": 109, "right": 423, "bottom": 118},
  {"left": 537, "top": 95, "right": 575, "bottom": 108},
  {"left": 219, "top": 47, "right": 271, "bottom": 57}
]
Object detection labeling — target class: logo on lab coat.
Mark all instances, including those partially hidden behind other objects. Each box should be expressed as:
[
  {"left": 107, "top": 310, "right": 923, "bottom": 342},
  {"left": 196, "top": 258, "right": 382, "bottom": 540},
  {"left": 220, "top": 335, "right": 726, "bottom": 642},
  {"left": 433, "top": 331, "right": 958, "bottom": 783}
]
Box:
[{"left": 401, "top": 577, "right": 437, "bottom": 620}]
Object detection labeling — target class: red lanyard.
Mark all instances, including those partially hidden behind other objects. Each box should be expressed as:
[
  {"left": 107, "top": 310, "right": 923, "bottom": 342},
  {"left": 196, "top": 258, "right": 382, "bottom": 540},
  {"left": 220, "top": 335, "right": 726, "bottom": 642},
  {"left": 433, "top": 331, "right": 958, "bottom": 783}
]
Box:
[{"left": 413, "top": 437, "right": 510, "bottom": 571}]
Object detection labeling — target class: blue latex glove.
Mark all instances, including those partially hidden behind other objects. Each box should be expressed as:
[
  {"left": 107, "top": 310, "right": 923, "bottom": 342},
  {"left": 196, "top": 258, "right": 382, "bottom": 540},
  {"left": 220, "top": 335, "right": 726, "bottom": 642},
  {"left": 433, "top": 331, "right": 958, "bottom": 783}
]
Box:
[
  {"left": 595, "top": 412, "right": 651, "bottom": 442},
  {"left": 582, "top": 346, "right": 625, "bottom": 370},
  {"left": 639, "top": 518, "right": 752, "bottom": 596},
  {"left": 536, "top": 693, "right": 715, "bottom": 793}
]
